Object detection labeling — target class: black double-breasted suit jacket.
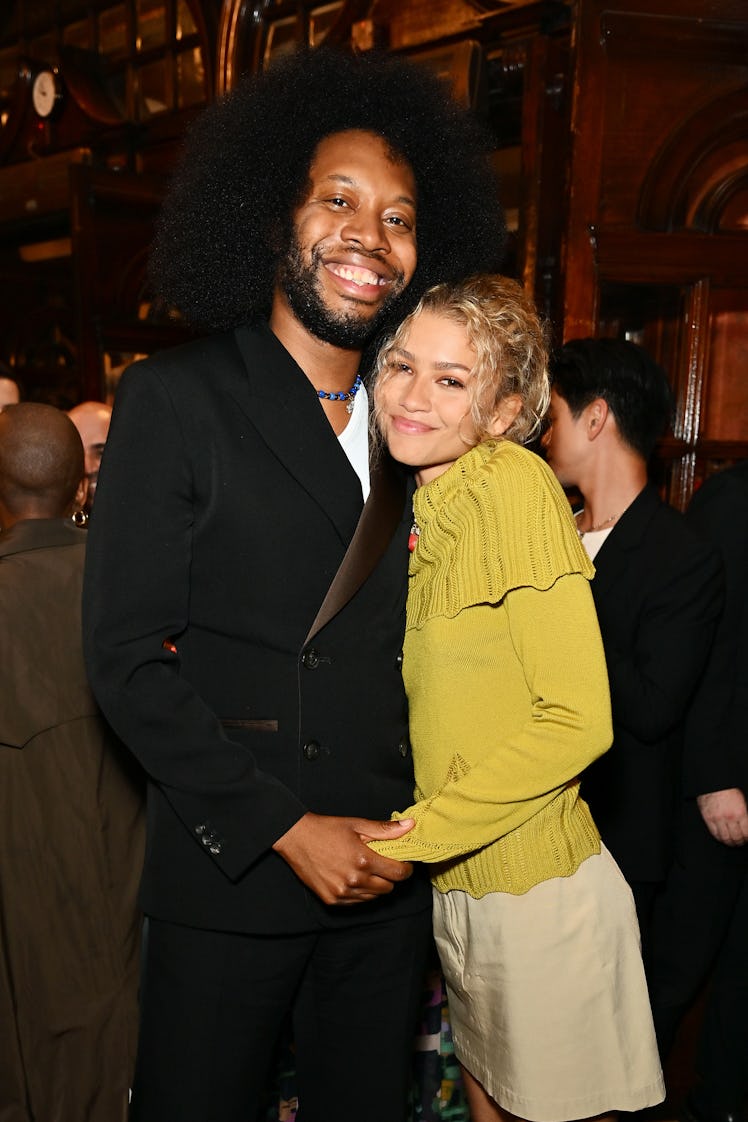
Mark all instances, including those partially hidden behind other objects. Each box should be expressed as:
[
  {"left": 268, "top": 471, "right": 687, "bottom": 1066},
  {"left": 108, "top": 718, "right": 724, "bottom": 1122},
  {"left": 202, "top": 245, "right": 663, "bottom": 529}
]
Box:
[
  {"left": 83, "top": 320, "right": 429, "bottom": 934},
  {"left": 581, "top": 484, "right": 724, "bottom": 884}
]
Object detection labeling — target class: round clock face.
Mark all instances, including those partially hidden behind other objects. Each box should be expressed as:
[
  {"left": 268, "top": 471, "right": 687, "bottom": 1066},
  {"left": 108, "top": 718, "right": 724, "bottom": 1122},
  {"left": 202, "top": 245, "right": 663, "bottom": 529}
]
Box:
[{"left": 32, "top": 69, "right": 61, "bottom": 118}]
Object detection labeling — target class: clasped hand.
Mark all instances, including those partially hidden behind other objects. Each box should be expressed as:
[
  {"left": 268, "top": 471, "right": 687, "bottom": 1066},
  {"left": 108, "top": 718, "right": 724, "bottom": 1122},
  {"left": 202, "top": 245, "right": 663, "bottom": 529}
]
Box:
[{"left": 272, "top": 811, "right": 415, "bottom": 905}]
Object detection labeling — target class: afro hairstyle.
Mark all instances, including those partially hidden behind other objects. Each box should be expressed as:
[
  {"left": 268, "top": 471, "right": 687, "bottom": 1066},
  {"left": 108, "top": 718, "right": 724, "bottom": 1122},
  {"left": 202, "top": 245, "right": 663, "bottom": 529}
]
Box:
[{"left": 148, "top": 45, "right": 506, "bottom": 341}]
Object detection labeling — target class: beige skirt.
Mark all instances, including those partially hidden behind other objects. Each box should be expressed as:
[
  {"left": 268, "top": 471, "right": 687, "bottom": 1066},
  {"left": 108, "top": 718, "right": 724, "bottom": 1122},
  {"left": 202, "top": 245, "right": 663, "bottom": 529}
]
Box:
[{"left": 433, "top": 845, "right": 665, "bottom": 1122}]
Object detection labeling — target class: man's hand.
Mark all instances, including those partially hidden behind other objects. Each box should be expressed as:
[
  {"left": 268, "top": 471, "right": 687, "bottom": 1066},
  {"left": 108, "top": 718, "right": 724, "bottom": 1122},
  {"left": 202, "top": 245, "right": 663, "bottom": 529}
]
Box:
[
  {"left": 697, "top": 788, "right": 748, "bottom": 846},
  {"left": 272, "top": 812, "right": 415, "bottom": 905}
]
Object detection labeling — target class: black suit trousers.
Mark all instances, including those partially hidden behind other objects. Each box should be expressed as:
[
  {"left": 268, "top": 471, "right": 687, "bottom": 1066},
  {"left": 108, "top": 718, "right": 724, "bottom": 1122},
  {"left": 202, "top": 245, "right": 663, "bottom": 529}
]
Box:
[
  {"left": 691, "top": 868, "right": 748, "bottom": 1112},
  {"left": 130, "top": 907, "right": 432, "bottom": 1122},
  {"left": 649, "top": 799, "right": 747, "bottom": 1106}
]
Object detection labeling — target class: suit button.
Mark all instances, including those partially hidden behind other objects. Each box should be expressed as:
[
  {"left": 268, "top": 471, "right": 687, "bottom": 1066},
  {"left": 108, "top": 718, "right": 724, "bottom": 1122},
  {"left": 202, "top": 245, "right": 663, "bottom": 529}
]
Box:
[
  {"left": 398, "top": 736, "right": 410, "bottom": 758},
  {"left": 209, "top": 842, "right": 222, "bottom": 856},
  {"left": 303, "top": 740, "right": 321, "bottom": 761},
  {"left": 195, "top": 823, "right": 206, "bottom": 836},
  {"left": 395, "top": 650, "right": 404, "bottom": 671},
  {"left": 302, "top": 647, "right": 321, "bottom": 669}
]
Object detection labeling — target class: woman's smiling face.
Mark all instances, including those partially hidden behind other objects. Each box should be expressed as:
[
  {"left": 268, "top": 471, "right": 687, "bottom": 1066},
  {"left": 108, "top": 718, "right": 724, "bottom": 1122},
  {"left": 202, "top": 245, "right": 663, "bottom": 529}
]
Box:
[{"left": 377, "top": 309, "right": 481, "bottom": 486}]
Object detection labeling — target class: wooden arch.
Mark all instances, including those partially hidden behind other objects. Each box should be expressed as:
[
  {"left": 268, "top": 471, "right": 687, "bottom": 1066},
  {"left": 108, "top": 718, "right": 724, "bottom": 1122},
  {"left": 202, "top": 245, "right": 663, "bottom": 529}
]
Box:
[{"left": 638, "top": 86, "right": 748, "bottom": 232}]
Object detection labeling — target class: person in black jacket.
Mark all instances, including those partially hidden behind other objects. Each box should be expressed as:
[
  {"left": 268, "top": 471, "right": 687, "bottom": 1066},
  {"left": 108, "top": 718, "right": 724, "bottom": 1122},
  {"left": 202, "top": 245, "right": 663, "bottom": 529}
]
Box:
[
  {"left": 83, "top": 45, "right": 506, "bottom": 1122},
  {"left": 543, "top": 338, "right": 723, "bottom": 963},
  {"left": 649, "top": 459, "right": 748, "bottom": 1122}
]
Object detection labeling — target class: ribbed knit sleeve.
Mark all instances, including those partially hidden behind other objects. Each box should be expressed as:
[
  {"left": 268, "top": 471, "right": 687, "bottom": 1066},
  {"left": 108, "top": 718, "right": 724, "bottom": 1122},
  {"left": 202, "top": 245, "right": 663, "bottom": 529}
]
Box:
[{"left": 406, "top": 440, "right": 593, "bottom": 629}]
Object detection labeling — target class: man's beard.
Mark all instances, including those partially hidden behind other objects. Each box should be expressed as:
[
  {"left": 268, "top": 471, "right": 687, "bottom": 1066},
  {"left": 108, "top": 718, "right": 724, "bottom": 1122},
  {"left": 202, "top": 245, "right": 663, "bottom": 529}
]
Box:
[{"left": 278, "top": 235, "right": 409, "bottom": 349}]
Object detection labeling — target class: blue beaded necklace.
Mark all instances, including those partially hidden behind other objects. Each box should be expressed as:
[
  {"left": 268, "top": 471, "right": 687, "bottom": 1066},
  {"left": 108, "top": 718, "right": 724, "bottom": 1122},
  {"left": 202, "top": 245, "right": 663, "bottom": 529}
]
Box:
[{"left": 317, "top": 373, "right": 362, "bottom": 415}]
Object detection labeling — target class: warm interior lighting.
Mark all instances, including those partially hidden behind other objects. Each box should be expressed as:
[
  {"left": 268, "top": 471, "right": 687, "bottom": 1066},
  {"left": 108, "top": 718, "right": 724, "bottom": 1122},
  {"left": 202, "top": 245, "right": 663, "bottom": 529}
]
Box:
[{"left": 18, "top": 237, "right": 72, "bottom": 261}]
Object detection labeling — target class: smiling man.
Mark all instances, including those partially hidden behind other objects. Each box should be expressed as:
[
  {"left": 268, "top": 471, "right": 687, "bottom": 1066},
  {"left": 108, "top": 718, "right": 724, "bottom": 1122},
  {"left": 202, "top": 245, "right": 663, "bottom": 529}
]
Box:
[
  {"left": 275, "top": 129, "right": 417, "bottom": 359},
  {"left": 83, "top": 45, "right": 504, "bottom": 1122}
]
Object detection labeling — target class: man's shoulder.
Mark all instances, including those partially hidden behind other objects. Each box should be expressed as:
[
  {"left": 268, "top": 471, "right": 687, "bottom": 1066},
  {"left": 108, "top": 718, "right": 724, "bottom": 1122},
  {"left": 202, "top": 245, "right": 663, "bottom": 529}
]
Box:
[
  {"left": 646, "top": 491, "right": 690, "bottom": 535},
  {"left": 126, "top": 324, "right": 254, "bottom": 385},
  {"left": 644, "top": 494, "right": 719, "bottom": 565},
  {"left": 601, "top": 486, "right": 720, "bottom": 583},
  {"left": 629, "top": 486, "right": 697, "bottom": 544},
  {"left": 112, "top": 323, "right": 280, "bottom": 422},
  {"left": 0, "top": 519, "right": 86, "bottom": 563}
]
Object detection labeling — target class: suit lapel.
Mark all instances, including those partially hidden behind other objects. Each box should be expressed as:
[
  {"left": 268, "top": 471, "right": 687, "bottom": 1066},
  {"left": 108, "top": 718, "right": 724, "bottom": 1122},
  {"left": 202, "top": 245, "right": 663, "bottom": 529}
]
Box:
[
  {"left": 591, "top": 485, "right": 659, "bottom": 597},
  {"left": 226, "top": 321, "right": 407, "bottom": 637},
  {"left": 305, "top": 447, "right": 407, "bottom": 642},
  {"left": 230, "top": 321, "right": 363, "bottom": 546}
]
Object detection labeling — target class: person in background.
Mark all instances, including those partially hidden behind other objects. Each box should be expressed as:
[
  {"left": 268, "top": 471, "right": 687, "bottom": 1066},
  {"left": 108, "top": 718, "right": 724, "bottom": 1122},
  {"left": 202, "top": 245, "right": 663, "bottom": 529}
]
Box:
[
  {"left": 0, "top": 364, "right": 21, "bottom": 410},
  {"left": 543, "top": 338, "right": 723, "bottom": 962},
  {"left": 371, "top": 275, "right": 664, "bottom": 1122},
  {"left": 649, "top": 458, "right": 748, "bottom": 1122},
  {"left": 82, "top": 45, "right": 506, "bottom": 1122},
  {"left": 0, "top": 403, "right": 144, "bottom": 1122},
  {"left": 68, "top": 399, "right": 113, "bottom": 511}
]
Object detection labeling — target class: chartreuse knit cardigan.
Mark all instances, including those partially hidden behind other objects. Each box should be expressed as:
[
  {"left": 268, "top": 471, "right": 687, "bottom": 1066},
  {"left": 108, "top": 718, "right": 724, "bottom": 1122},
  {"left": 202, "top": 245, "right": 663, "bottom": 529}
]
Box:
[{"left": 371, "top": 439, "right": 613, "bottom": 897}]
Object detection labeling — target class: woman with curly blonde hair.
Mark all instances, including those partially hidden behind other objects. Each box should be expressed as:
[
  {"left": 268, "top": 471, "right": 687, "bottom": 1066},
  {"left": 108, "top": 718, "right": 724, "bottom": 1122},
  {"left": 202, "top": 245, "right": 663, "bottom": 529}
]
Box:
[{"left": 371, "top": 275, "right": 664, "bottom": 1122}]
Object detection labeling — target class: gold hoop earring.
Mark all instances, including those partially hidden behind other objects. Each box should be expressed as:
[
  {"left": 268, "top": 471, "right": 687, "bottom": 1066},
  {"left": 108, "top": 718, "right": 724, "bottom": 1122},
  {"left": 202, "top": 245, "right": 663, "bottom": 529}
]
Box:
[{"left": 71, "top": 509, "right": 88, "bottom": 527}]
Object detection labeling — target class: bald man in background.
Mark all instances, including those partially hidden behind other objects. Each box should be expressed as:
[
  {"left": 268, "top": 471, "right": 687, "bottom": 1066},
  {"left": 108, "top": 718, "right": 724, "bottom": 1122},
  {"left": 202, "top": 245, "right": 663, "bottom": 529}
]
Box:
[
  {"left": 0, "top": 403, "right": 144, "bottom": 1122},
  {"left": 68, "top": 400, "right": 112, "bottom": 511}
]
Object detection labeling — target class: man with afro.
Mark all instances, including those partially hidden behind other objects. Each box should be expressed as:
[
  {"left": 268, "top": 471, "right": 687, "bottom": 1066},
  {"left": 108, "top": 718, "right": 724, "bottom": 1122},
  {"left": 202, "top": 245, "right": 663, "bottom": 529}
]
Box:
[{"left": 83, "top": 44, "right": 505, "bottom": 1122}]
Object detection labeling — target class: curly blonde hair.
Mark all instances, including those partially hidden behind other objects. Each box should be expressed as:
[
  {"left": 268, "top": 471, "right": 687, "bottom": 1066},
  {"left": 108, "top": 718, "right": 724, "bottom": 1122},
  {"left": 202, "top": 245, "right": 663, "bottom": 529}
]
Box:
[{"left": 372, "top": 274, "right": 550, "bottom": 447}]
